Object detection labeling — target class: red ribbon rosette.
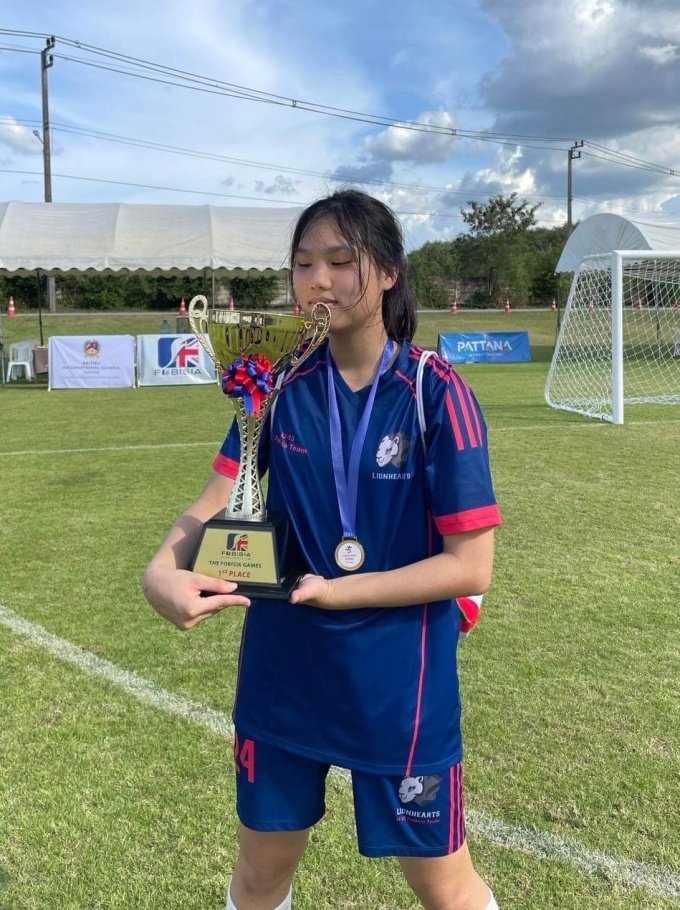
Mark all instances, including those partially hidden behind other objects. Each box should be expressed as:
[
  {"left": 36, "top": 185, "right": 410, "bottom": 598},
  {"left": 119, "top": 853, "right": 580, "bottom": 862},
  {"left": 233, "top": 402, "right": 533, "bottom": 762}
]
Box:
[{"left": 221, "top": 354, "right": 273, "bottom": 417}]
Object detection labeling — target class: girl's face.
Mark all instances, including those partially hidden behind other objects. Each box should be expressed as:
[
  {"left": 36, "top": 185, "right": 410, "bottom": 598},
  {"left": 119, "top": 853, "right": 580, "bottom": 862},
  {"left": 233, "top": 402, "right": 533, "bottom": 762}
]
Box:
[{"left": 292, "top": 216, "right": 395, "bottom": 335}]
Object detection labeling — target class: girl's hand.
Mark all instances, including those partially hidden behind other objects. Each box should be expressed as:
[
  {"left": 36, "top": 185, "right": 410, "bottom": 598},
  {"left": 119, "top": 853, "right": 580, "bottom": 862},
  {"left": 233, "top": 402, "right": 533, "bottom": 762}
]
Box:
[
  {"left": 290, "top": 574, "right": 335, "bottom": 608},
  {"left": 142, "top": 566, "right": 251, "bottom": 630}
]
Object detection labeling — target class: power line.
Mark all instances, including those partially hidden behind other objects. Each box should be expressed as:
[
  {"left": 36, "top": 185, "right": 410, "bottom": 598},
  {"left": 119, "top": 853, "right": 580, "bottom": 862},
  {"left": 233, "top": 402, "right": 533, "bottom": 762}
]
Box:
[
  {"left": 0, "top": 29, "right": 575, "bottom": 144},
  {"left": 1, "top": 117, "right": 675, "bottom": 223},
  {"left": 584, "top": 140, "right": 680, "bottom": 176},
  {"left": 3, "top": 31, "right": 679, "bottom": 222},
  {"left": 33, "top": 120, "right": 568, "bottom": 202},
  {"left": 0, "top": 167, "right": 568, "bottom": 223},
  {"left": 2, "top": 29, "right": 680, "bottom": 179}
]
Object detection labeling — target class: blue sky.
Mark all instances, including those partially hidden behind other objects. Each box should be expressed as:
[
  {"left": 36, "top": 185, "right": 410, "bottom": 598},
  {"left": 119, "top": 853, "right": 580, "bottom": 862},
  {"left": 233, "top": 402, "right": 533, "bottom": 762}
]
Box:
[{"left": 2, "top": 0, "right": 680, "bottom": 250}]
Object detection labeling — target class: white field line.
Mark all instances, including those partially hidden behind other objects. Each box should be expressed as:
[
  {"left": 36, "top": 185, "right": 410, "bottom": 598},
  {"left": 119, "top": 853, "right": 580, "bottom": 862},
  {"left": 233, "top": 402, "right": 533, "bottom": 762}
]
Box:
[
  {"left": 1, "top": 417, "right": 680, "bottom": 459},
  {"left": 1, "top": 604, "right": 679, "bottom": 899},
  {"left": 0, "top": 441, "right": 221, "bottom": 457}
]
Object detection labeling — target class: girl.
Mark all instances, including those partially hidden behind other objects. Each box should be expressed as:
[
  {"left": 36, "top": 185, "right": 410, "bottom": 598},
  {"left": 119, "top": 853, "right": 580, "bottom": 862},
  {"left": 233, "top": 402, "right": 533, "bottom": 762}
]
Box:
[{"left": 143, "top": 190, "right": 502, "bottom": 910}]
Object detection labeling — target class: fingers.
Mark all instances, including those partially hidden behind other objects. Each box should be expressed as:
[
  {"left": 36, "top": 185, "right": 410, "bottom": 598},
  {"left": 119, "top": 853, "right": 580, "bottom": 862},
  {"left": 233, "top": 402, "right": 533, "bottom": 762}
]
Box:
[
  {"left": 289, "top": 575, "right": 322, "bottom": 605},
  {"left": 191, "top": 573, "right": 242, "bottom": 595}
]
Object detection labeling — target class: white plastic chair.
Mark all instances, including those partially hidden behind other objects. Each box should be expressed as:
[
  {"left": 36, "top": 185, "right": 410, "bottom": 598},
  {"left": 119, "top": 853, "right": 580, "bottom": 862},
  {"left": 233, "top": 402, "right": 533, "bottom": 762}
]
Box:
[{"left": 6, "top": 339, "right": 39, "bottom": 381}]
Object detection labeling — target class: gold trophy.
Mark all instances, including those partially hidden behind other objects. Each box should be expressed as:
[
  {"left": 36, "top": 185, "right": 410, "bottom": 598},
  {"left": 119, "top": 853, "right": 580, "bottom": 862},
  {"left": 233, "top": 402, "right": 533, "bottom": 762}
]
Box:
[{"left": 188, "top": 295, "right": 331, "bottom": 599}]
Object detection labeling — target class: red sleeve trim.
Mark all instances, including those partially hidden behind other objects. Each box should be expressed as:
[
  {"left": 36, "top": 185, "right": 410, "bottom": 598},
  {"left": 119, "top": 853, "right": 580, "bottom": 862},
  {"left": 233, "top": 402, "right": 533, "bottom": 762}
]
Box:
[
  {"left": 212, "top": 453, "right": 239, "bottom": 479},
  {"left": 435, "top": 504, "right": 502, "bottom": 535}
]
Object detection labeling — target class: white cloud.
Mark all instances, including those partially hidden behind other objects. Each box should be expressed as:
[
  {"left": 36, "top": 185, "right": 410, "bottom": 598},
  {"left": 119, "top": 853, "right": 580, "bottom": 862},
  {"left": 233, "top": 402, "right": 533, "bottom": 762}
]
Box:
[
  {"left": 253, "top": 175, "right": 300, "bottom": 196},
  {"left": 638, "top": 44, "right": 680, "bottom": 66},
  {"left": 364, "top": 111, "right": 459, "bottom": 164},
  {"left": 0, "top": 117, "right": 43, "bottom": 155}
]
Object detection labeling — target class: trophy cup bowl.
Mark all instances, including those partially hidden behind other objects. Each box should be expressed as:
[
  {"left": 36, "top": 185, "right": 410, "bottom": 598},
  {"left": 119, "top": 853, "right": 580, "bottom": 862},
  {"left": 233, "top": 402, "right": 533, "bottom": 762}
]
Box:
[{"left": 188, "top": 295, "right": 330, "bottom": 599}]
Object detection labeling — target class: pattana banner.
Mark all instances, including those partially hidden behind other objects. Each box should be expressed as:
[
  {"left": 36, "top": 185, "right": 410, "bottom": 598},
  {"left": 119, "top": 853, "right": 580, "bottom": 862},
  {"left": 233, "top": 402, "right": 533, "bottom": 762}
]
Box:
[
  {"left": 48, "top": 335, "right": 136, "bottom": 389},
  {"left": 137, "top": 334, "right": 217, "bottom": 386},
  {"left": 438, "top": 331, "right": 532, "bottom": 364}
]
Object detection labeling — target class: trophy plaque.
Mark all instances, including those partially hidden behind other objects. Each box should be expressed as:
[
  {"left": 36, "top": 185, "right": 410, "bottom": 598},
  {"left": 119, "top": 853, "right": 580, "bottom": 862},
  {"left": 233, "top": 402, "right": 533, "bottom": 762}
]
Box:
[{"left": 188, "top": 295, "right": 330, "bottom": 599}]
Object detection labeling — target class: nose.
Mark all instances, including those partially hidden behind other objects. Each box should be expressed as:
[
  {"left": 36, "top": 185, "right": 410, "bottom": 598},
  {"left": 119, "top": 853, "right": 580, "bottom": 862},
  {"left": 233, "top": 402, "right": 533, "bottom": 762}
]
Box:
[{"left": 307, "top": 261, "right": 332, "bottom": 290}]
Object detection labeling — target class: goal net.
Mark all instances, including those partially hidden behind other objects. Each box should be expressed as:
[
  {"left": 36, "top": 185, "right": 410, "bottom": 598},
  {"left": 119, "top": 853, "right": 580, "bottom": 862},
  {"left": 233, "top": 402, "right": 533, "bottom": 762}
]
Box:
[{"left": 545, "top": 252, "right": 680, "bottom": 423}]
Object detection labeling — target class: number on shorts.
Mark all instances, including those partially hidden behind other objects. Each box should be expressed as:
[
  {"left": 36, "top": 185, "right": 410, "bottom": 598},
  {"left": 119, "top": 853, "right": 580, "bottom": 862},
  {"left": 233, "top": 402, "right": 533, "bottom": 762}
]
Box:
[{"left": 234, "top": 733, "right": 256, "bottom": 783}]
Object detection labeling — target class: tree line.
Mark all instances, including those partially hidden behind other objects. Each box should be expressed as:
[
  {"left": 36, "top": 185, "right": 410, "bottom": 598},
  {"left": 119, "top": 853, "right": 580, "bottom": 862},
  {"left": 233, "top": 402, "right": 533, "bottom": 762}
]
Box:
[
  {"left": 409, "top": 194, "right": 571, "bottom": 309},
  {"left": 1, "top": 195, "right": 572, "bottom": 311}
]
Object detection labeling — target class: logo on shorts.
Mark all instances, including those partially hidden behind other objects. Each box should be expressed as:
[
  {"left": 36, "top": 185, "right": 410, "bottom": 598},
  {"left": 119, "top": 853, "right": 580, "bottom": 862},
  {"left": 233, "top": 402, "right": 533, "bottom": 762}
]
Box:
[{"left": 398, "top": 774, "right": 442, "bottom": 806}]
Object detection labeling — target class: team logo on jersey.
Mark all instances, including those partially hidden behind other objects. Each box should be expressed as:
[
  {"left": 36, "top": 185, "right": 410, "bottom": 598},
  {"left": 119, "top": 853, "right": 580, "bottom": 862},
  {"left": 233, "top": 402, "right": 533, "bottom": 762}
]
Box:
[
  {"left": 84, "top": 340, "right": 100, "bottom": 358},
  {"left": 376, "top": 432, "right": 411, "bottom": 468},
  {"left": 398, "top": 775, "right": 442, "bottom": 806},
  {"left": 157, "top": 336, "right": 200, "bottom": 370},
  {"left": 225, "top": 533, "right": 249, "bottom": 552}
]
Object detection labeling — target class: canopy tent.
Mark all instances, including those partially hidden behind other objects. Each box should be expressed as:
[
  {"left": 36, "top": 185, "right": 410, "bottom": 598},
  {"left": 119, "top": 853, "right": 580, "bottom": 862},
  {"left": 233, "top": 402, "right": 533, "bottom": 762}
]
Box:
[
  {"left": 556, "top": 213, "right": 680, "bottom": 272},
  {"left": 0, "top": 201, "right": 302, "bottom": 277}
]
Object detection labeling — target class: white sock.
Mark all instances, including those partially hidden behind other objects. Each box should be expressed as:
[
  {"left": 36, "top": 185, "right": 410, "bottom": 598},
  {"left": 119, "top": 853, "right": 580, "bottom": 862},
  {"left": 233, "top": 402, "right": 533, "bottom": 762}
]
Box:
[
  {"left": 485, "top": 890, "right": 499, "bottom": 910},
  {"left": 226, "top": 884, "right": 292, "bottom": 910}
]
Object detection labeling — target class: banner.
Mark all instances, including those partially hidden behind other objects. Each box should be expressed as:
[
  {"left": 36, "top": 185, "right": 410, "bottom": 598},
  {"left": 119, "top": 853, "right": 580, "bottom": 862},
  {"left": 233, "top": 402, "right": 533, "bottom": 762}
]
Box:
[
  {"left": 438, "top": 332, "right": 532, "bottom": 364},
  {"left": 137, "top": 334, "right": 217, "bottom": 386},
  {"left": 48, "top": 335, "right": 135, "bottom": 389}
]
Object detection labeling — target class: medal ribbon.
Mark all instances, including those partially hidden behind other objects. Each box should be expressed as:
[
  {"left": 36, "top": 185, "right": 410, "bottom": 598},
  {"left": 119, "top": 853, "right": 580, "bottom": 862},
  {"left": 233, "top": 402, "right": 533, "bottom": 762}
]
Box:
[{"left": 327, "top": 339, "right": 394, "bottom": 541}]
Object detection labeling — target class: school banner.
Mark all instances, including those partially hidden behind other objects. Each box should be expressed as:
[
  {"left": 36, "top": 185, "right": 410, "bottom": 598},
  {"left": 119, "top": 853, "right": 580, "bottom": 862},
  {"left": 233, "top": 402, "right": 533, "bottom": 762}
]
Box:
[
  {"left": 136, "top": 334, "right": 217, "bottom": 386},
  {"left": 438, "top": 332, "right": 532, "bottom": 364},
  {"left": 48, "top": 335, "right": 136, "bottom": 389}
]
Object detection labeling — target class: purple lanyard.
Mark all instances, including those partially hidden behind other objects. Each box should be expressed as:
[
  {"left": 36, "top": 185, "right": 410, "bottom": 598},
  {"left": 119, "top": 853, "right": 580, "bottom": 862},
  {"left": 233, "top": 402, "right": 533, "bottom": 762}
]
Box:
[{"left": 327, "top": 339, "right": 394, "bottom": 540}]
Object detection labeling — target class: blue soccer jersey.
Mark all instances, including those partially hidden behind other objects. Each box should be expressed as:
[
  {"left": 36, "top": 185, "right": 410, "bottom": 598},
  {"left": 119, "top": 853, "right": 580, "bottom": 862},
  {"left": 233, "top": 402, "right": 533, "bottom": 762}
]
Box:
[{"left": 213, "top": 341, "right": 501, "bottom": 776}]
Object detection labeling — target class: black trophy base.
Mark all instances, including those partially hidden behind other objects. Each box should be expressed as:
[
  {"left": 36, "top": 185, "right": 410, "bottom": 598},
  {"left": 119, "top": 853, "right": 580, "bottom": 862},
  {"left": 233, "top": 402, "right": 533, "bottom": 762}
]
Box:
[{"left": 191, "top": 511, "right": 305, "bottom": 600}]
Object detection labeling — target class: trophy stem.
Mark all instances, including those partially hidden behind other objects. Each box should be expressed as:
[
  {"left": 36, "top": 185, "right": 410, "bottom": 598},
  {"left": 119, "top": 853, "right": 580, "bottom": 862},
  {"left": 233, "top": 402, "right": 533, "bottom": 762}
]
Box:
[{"left": 227, "top": 399, "right": 271, "bottom": 521}]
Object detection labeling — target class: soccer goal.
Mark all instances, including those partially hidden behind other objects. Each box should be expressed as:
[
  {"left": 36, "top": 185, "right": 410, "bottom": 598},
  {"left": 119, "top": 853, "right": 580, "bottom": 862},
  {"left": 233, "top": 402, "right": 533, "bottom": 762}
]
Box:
[{"left": 545, "top": 251, "right": 680, "bottom": 423}]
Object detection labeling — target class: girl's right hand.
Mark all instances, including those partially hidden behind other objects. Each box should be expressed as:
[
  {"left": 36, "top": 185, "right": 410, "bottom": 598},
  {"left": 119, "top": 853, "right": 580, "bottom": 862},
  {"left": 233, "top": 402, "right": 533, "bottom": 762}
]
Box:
[{"left": 142, "top": 566, "right": 251, "bottom": 631}]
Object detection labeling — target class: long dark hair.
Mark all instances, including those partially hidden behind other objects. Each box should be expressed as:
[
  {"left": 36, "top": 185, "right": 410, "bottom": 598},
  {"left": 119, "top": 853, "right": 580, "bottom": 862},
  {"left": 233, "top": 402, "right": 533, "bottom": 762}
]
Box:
[{"left": 289, "top": 189, "right": 417, "bottom": 342}]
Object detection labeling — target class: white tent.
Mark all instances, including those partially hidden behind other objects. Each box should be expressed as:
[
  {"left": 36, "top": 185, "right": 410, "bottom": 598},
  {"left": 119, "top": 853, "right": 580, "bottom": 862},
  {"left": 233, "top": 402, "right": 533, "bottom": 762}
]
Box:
[
  {"left": 556, "top": 213, "right": 680, "bottom": 272},
  {"left": 0, "top": 201, "right": 302, "bottom": 276}
]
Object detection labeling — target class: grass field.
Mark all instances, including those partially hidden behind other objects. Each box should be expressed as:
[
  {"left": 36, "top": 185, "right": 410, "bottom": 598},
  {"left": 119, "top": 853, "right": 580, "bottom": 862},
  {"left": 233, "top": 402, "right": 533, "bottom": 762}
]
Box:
[{"left": 0, "top": 310, "right": 678, "bottom": 909}]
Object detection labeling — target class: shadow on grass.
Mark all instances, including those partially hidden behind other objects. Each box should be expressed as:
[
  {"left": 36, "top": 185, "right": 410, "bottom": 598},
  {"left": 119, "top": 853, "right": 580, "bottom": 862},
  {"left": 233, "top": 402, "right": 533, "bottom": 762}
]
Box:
[
  {"left": 0, "top": 383, "right": 49, "bottom": 392},
  {"left": 483, "top": 402, "right": 597, "bottom": 428},
  {"left": 530, "top": 345, "right": 555, "bottom": 363}
]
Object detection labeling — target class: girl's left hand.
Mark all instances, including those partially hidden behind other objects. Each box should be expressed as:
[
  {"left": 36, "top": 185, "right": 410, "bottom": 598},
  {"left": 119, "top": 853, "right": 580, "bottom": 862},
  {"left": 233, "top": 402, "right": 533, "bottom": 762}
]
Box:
[{"left": 290, "top": 574, "right": 335, "bottom": 608}]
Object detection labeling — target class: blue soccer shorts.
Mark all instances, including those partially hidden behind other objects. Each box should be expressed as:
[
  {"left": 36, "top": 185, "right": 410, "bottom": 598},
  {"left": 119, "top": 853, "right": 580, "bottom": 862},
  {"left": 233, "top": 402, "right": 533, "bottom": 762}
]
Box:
[{"left": 233, "top": 730, "right": 466, "bottom": 858}]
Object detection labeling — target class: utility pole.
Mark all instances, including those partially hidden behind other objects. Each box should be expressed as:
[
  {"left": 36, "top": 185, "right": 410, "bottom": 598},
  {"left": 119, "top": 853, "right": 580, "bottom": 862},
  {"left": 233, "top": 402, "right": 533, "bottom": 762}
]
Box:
[
  {"left": 40, "top": 36, "right": 56, "bottom": 312},
  {"left": 567, "top": 140, "right": 584, "bottom": 236}
]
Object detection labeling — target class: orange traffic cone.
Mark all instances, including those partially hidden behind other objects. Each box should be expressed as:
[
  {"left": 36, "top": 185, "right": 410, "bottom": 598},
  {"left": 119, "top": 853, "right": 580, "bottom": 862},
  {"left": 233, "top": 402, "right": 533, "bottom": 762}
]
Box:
[
  {"left": 178, "top": 297, "right": 187, "bottom": 316},
  {"left": 451, "top": 300, "right": 458, "bottom": 315},
  {"left": 504, "top": 298, "right": 511, "bottom": 313},
  {"left": 7, "top": 295, "right": 17, "bottom": 318},
  {"left": 636, "top": 298, "right": 643, "bottom": 311},
  {"left": 551, "top": 299, "right": 557, "bottom": 313},
  {"left": 587, "top": 301, "right": 595, "bottom": 313},
  {"left": 229, "top": 297, "right": 235, "bottom": 311}
]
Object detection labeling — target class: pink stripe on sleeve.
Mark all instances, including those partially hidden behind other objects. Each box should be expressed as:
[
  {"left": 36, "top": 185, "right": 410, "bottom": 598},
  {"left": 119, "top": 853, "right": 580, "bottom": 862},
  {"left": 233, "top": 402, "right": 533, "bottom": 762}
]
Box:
[
  {"left": 435, "top": 504, "right": 502, "bottom": 535},
  {"left": 449, "top": 372, "right": 479, "bottom": 448},
  {"left": 445, "top": 390, "right": 465, "bottom": 451},
  {"left": 213, "top": 453, "right": 239, "bottom": 479},
  {"left": 463, "top": 381, "right": 484, "bottom": 444}
]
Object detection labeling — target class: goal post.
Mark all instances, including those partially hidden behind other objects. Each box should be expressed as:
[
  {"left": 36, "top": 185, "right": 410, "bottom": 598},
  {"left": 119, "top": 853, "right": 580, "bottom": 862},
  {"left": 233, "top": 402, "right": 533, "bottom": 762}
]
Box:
[{"left": 545, "top": 250, "right": 680, "bottom": 424}]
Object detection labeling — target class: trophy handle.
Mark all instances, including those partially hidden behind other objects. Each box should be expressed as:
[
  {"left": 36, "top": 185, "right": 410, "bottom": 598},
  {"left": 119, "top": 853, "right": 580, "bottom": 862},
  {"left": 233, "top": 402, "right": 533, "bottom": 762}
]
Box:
[
  {"left": 188, "top": 295, "right": 222, "bottom": 371},
  {"left": 285, "top": 301, "right": 332, "bottom": 378}
]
